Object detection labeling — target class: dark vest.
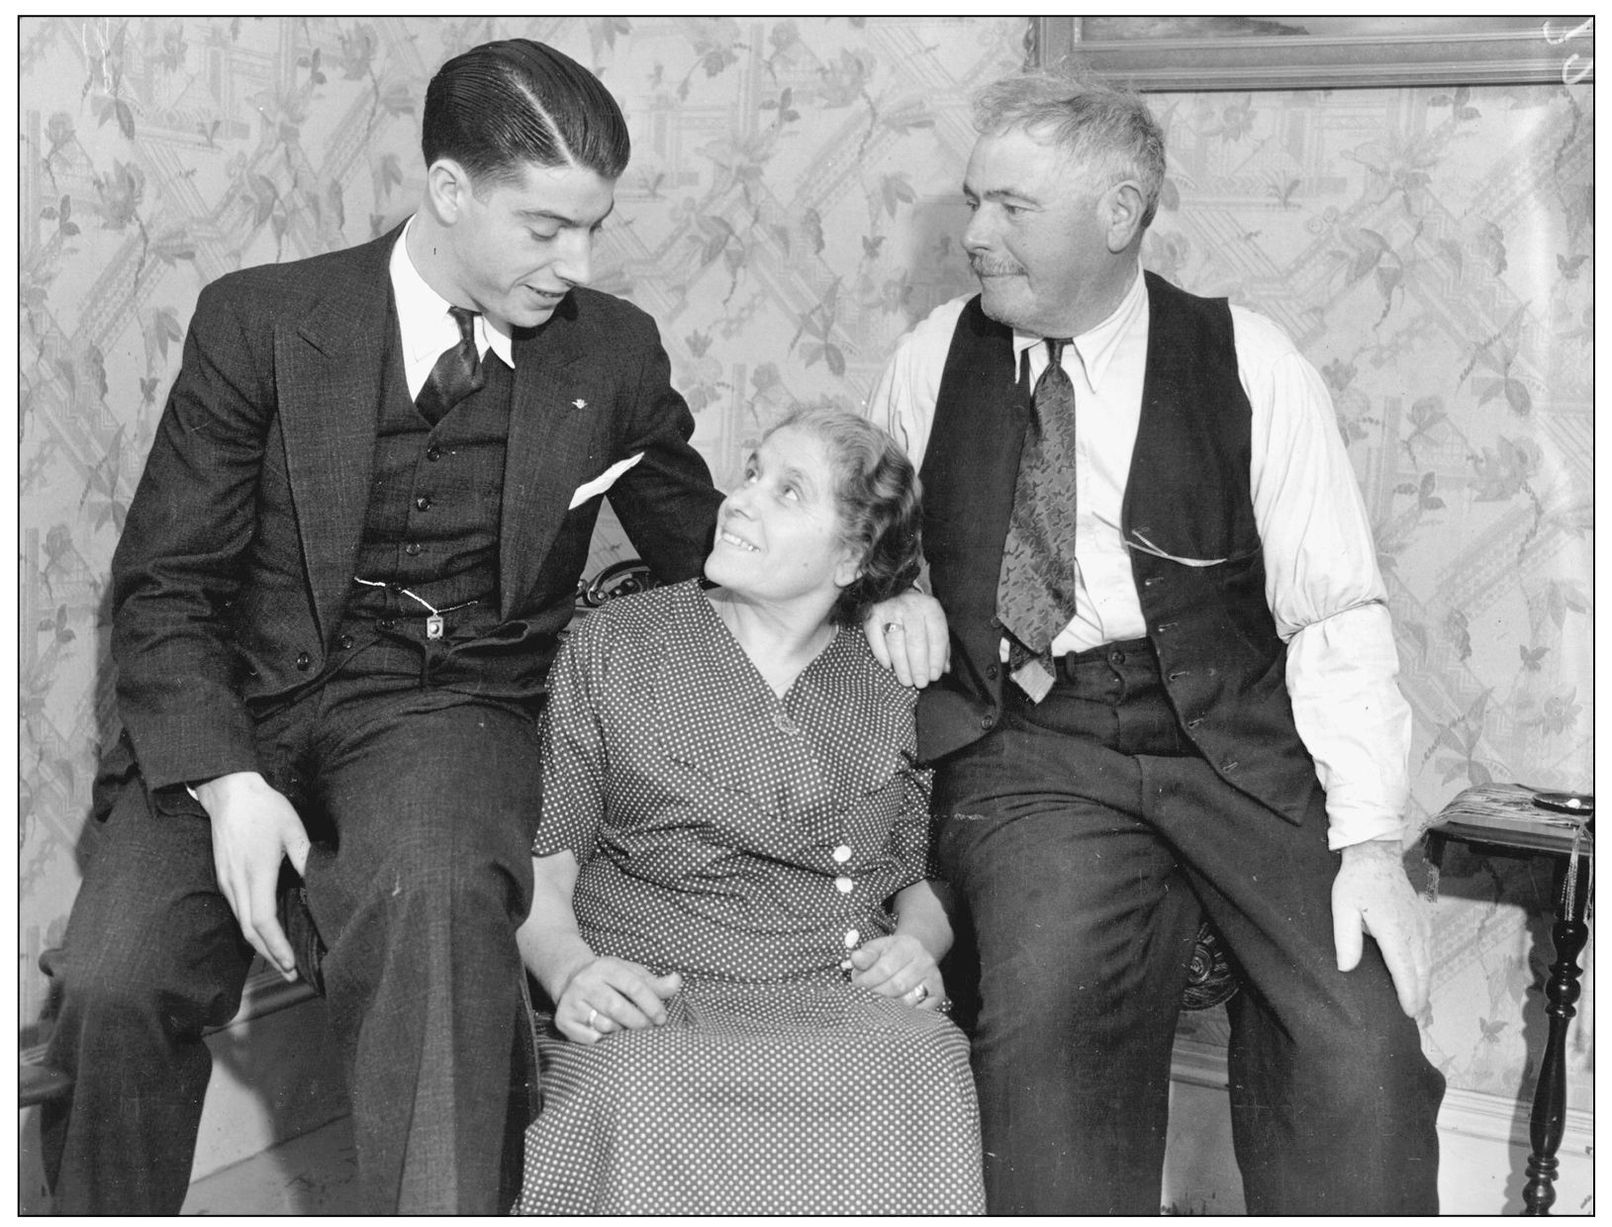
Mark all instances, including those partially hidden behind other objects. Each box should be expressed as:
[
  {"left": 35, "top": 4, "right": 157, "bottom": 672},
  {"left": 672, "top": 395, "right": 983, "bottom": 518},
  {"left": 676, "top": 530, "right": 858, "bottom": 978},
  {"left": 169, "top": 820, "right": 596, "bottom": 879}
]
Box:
[
  {"left": 917, "top": 273, "right": 1317, "bottom": 826},
  {"left": 343, "top": 322, "right": 509, "bottom": 642}
]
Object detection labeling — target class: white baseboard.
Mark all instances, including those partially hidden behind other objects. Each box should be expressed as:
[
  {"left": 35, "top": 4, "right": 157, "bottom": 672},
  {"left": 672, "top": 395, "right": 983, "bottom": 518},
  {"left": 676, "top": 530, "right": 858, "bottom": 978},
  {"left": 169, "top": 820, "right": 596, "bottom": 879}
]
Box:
[
  {"left": 23, "top": 1008, "right": 1592, "bottom": 1216},
  {"left": 1164, "top": 1038, "right": 1595, "bottom": 1215}
]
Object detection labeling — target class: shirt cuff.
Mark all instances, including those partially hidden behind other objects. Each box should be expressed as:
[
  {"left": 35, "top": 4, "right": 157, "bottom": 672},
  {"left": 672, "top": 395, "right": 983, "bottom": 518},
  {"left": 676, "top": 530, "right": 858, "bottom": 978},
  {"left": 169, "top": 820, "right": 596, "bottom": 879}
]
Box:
[{"left": 1323, "top": 803, "right": 1408, "bottom": 852}]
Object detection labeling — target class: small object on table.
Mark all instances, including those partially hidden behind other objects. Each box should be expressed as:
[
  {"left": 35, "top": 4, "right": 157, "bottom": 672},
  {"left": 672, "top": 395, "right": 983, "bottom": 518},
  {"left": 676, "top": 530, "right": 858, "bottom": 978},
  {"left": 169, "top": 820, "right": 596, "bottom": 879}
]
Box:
[{"left": 1427, "top": 784, "right": 1592, "bottom": 1217}]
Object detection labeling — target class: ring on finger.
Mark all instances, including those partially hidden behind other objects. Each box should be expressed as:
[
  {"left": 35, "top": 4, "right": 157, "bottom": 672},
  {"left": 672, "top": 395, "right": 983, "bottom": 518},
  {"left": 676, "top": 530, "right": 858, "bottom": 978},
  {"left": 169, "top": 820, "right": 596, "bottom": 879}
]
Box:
[
  {"left": 911, "top": 983, "right": 929, "bottom": 1003},
  {"left": 882, "top": 621, "right": 903, "bottom": 636},
  {"left": 587, "top": 1007, "right": 600, "bottom": 1030}
]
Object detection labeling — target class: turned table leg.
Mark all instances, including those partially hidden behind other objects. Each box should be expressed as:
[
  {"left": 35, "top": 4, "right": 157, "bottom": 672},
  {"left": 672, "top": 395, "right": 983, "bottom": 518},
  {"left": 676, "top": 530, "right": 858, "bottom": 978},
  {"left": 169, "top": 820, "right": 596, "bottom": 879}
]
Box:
[{"left": 1520, "top": 856, "right": 1590, "bottom": 1216}]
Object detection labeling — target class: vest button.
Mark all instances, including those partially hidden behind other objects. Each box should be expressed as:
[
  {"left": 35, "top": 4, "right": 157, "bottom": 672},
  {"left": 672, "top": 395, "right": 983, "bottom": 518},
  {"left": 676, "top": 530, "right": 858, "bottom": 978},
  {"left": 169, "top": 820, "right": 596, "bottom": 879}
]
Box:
[
  {"left": 979, "top": 713, "right": 996, "bottom": 730},
  {"left": 337, "top": 634, "right": 355, "bottom": 650},
  {"left": 426, "top": 444, "right": 443, "bottom": 462},
  {"left": 1109, "top": 648, "right": 1127, "bottom": 665},
  {"left": 415, "top": 495, "right": 433, "bottom": 511},
  {"left": 294, "top": 651, "right": 311, "bottom": 671},
  {"left": 988, "top": 615, "right": 1003, "bottom": 629},
  {"left": 378, "top": 617, "right": 397, "bottom": 632},
  {"left": 985, "top": 664, "right": 999, "bottom": 681},
  {"left": 404, "top": 542, "right": 422, "bottom": 556}
]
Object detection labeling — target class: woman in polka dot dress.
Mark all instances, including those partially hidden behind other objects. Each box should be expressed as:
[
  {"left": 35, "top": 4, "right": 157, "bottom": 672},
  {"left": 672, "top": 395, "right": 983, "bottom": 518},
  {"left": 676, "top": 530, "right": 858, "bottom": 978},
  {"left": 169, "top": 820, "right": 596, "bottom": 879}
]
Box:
[{"left": 512, "top": 408, "right": 984, "bottom": 1214}]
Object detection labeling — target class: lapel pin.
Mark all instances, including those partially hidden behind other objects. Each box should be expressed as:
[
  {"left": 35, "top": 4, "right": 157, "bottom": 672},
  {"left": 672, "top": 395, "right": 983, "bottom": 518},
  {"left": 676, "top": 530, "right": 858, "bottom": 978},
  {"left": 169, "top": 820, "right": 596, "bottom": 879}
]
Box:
[{"left": 572, "top": 398, "right": 588, "bottom": 410}]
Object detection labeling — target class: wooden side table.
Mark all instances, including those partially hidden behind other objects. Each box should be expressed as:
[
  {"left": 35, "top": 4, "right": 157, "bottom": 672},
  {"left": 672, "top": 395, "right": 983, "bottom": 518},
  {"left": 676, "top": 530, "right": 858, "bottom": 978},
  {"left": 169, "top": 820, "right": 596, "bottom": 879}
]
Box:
[{"left": 1426, "top": 785, "right": 1593, "bottom": 1217}]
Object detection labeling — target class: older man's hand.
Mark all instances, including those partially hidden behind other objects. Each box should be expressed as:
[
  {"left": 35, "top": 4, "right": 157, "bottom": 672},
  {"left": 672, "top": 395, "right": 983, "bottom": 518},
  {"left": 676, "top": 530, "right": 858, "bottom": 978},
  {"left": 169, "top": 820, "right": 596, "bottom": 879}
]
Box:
[
  {"left": 864, "top": 590, "right": 950, "bottom": 688},
  {"left": 1332, "top": 838, "right": 1432, "bottom": 1017}
]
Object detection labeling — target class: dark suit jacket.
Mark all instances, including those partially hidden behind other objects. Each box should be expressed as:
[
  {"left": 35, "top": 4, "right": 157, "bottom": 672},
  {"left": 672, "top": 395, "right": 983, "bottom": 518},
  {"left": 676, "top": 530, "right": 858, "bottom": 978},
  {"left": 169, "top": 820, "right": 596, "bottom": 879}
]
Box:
[{"left": 110, "top": 226, "right": 721, "bottom": 792}]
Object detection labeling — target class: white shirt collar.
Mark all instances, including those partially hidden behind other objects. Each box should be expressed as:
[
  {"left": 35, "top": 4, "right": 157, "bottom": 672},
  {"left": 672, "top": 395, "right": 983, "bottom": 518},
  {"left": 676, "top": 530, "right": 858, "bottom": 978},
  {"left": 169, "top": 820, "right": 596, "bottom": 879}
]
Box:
[
  {"left": 389, "top": 215, "right": 515, "bottom": 370},
  {"left": 1012, "top": 265, "right": 1146, "bottom": 390}
]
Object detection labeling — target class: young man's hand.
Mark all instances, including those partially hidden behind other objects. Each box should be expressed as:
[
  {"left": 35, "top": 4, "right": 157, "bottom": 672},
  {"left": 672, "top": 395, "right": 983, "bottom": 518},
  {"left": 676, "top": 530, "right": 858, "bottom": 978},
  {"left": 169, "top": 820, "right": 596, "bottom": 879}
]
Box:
[{"left": 195, "top": 771, "right": 311, "bottom": 981}]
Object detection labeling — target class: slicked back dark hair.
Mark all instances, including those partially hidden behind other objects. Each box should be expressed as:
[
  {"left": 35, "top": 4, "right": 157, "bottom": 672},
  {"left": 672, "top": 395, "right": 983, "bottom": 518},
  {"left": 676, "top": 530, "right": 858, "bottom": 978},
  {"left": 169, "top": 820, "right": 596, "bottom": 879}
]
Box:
[{"left": 422, "top": 39, "right": 630, "bottom": 188}]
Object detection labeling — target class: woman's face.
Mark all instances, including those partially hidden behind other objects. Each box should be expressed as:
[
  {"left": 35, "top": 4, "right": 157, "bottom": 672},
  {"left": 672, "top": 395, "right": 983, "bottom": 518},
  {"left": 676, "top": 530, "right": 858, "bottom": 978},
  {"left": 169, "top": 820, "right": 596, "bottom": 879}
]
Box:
[{"left": 704, "top": 424, "right": 861, "bottom": 611}]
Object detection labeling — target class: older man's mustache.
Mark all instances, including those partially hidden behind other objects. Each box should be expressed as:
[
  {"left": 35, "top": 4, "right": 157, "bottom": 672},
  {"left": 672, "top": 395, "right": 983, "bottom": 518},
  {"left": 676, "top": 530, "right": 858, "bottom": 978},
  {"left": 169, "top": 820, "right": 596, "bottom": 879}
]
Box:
[{"left": 970, "top": 259, "right": 1026, "bottom": 277}]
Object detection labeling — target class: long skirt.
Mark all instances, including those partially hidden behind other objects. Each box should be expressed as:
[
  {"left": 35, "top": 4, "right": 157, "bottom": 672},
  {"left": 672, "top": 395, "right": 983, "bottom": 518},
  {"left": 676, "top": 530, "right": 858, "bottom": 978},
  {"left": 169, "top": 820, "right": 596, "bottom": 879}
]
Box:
[{"left": 513, "top": 979, "right": 984, "bottom": 1214}]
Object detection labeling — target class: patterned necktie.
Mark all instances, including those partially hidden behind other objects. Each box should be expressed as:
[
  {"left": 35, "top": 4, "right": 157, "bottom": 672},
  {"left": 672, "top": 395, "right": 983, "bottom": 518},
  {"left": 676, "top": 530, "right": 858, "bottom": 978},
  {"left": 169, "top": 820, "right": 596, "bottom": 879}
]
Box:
[
  {"left": 416, "top": 305, "right": 485, "bottom": 426},
  {"left": 996, "top": 338, "right": 1080, "bottom": 667}
]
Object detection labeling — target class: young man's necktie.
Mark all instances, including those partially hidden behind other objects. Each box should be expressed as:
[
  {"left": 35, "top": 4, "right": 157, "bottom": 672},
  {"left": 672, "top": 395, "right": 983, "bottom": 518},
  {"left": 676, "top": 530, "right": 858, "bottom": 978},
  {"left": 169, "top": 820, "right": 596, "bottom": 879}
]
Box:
[{"left": 416, "top": 305, "right": 485, "bottom": 426}]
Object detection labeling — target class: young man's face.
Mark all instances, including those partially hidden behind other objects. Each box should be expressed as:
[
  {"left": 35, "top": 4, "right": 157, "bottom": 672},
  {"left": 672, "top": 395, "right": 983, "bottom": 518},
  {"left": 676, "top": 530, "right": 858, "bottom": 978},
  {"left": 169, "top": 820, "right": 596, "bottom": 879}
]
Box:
[{"left": 442, "top": 160, "right": 617, "bottom": 331}]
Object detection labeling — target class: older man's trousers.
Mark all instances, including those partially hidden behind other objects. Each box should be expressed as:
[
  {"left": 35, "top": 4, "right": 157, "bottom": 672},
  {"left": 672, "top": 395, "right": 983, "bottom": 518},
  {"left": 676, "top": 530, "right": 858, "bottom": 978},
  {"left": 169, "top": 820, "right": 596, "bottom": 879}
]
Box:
[{"left": 932, "top": 640, "right": 1444, "bottom": 1215}]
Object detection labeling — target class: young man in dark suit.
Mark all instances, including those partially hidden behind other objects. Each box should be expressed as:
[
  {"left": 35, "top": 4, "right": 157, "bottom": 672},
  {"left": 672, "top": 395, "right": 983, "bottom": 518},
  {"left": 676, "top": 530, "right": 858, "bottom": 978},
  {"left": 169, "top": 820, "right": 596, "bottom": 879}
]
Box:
[{"left": 42, "top": 39, "right": 724, "bottom": 1214}]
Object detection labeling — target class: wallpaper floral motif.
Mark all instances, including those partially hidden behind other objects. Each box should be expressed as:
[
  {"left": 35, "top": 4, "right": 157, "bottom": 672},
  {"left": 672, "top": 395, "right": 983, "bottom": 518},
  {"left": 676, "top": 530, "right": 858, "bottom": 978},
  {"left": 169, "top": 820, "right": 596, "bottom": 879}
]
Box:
[
  {"left": 1143, "top": 79, "right": 1595, "bottom": 1111},
  {"left": 19, "top": 16, "right": 1591, "bottom": 1121}
]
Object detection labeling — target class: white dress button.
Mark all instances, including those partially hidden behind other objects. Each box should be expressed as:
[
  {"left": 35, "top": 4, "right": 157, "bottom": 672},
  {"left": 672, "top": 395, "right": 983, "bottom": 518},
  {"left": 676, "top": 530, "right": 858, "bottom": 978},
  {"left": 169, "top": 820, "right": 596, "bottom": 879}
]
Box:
[
  {"left": 832, "top": 845, "right": 852, "bottom": 864},
  {"left": 835, "top": 876, "right": 854, "bottom": 894},
  {"left": 843, "top": 929, "right": 859, "bottom": 948}
]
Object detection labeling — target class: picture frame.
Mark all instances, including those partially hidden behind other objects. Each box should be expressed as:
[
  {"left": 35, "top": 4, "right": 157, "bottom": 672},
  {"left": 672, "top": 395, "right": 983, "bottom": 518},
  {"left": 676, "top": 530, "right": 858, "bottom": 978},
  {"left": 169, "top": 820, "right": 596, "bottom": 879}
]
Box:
[{"left": 1027, "top": 16, "right": 1593, "bottom": 92}]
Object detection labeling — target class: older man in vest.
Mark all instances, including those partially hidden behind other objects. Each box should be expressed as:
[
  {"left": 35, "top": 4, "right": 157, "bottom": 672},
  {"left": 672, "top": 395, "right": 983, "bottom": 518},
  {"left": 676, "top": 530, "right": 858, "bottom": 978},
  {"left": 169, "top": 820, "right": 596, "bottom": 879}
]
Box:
[{"left": 868, "top": 71, "right": 1443, "bottom": 1214}]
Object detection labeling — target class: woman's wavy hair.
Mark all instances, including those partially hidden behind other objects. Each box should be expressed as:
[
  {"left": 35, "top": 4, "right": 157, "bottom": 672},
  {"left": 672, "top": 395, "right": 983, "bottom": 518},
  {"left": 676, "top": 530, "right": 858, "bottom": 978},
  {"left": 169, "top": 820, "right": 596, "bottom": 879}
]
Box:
[
  {"left": 423, "top": 39, "right": 630, "bottom": 189},
  {"left": 767, "top": 407, "right": 923, "bottom": 626}
]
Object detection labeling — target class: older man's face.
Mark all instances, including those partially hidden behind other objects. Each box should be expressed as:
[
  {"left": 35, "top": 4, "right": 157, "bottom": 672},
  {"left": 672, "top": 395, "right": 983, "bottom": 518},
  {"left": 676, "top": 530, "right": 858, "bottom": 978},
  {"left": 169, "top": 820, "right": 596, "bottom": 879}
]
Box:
[{"left": 961, "top": 126, "right": 1117, "bottom": 339}]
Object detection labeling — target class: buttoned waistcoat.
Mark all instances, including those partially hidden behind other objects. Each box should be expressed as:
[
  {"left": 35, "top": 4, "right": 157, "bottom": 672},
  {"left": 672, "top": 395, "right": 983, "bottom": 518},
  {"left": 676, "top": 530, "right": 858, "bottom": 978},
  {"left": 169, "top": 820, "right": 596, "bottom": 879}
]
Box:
[
  {"left": 916, "top": 274, "right": 1317, "bottom": 826},
  {"left": 109, "top": 226, "right": 721, "bottom": 793}
]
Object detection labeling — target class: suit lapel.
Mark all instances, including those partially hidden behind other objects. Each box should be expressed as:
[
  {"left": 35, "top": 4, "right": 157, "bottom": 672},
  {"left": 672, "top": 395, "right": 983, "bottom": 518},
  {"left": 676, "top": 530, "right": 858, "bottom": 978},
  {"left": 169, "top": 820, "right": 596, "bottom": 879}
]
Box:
[
  {"left": 499, "top": 309, "right": 595, "bottom": 618},
  {"left": 276, "top": 232, "right": 397, "bottom": 641}
]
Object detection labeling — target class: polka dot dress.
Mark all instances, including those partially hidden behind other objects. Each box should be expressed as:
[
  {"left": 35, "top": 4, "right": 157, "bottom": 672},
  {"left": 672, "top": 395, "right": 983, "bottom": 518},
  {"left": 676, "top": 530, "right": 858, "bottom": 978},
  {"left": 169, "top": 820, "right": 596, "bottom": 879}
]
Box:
[{"left": 513, "top": 580, "right": 984, "bottom": 1215}]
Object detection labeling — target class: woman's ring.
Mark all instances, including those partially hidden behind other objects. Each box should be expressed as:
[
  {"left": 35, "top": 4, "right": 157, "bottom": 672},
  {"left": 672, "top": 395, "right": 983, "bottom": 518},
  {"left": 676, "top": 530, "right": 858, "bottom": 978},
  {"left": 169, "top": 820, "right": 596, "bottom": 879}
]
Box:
[
  {"left": 882, "top": 621, "right": 902, "bottom": 636},
  {"left": 587, "top": 1007, "right": 599, "bottom": 1029},
  {"left": 912, "top": 984, "right": 929, "bottom": 1003}
]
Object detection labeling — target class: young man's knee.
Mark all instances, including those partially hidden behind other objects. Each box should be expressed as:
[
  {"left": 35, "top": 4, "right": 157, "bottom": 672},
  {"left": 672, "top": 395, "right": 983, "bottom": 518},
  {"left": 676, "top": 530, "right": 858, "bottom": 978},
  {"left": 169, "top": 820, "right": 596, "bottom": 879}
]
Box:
[
  {"left": 367, "top": 839, "right": 532, "bottom": 926},
  {"left": 57, "top": 955, "right": 232, "bottom": 1046}
]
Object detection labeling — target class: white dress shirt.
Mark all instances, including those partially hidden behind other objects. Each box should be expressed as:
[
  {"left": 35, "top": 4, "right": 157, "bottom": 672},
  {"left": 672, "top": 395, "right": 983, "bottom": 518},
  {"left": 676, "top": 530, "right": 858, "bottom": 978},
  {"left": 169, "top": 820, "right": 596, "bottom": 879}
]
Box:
[
  {"left": 868, "top": 268, "right": 1411, "bottom": 849},
  {"left": 389, "top": 215, "right": 514, "bottom": 396}
]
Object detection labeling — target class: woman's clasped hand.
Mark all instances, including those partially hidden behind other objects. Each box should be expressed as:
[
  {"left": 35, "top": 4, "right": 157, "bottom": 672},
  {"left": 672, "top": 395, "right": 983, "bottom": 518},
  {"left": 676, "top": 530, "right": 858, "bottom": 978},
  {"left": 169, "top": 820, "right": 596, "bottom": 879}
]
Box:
[{"left": 554, "top": 956, "right": 682, "bottom": 1042}]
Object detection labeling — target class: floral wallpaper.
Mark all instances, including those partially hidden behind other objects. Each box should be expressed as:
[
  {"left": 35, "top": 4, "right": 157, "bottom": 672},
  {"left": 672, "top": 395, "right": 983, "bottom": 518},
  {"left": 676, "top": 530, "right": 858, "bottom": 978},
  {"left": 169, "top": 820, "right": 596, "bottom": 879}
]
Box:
[
  {"left": 19, "top": 14, "right": 1591, "bottom": 1124},
  {"left": 1145, "top": 79, "right": 1595, "bottom": 1112}
]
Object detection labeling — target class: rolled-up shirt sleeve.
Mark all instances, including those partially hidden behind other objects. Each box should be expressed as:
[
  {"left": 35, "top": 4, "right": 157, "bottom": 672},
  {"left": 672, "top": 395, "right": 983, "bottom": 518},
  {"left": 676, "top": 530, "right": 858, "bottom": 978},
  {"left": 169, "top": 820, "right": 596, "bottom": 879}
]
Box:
[{"left": 1240, "top": 309, "right": 1413, "bottom": 849}]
